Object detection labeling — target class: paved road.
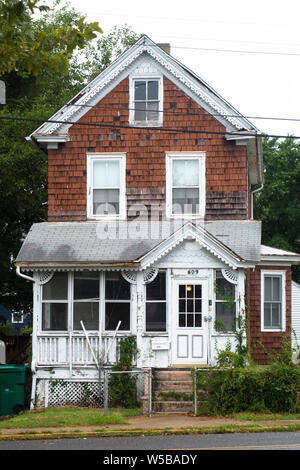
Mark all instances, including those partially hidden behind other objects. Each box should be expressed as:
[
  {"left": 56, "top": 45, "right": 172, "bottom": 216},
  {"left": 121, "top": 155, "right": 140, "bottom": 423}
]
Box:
[{"left": 1, "top": 431, "right": 300, "bottom": 451}]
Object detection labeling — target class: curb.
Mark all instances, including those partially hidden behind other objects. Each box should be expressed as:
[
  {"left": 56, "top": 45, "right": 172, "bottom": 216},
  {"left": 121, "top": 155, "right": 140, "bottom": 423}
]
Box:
[{"left": 2, "top": 423, "right": 300, "bottom": 440}]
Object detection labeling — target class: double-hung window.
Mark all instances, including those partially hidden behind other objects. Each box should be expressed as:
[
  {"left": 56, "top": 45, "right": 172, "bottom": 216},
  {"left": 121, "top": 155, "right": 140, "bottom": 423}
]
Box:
[
  {"left": 166, "top": 152, "right": 206, "bottom": 218},
  {"left": 87, "top": 154, "right": 126, "bottom": 218},
  {"left": 129, "top": 77, "right": 163, "bottom": 126},
  {"left": 261, "top": 271, "right": 286, "bottom": 331},
  {"left": 214, "top": 270, "right": 236, "bottom": 332},
  {"left": 146, "top": 272, "right": 166, "bottom": 332}
]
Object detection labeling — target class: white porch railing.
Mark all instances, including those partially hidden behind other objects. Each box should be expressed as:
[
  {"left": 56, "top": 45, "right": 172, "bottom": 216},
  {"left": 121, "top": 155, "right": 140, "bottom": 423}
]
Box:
[{"left": 36, "top": 334, "right": 134, "bottom": 366}]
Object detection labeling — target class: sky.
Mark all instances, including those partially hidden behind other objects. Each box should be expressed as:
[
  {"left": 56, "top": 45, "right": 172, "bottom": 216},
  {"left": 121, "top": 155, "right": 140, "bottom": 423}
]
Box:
[{"left": 68, "top": 0, "right": 300, "bottom": 138}]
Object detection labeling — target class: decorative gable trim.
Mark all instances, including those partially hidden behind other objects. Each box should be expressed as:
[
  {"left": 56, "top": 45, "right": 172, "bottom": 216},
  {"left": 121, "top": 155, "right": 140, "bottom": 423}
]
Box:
[
  {"left": 138, "top": 222, "right": 246, "bottom": 271},
  {"left": 29, "top": 35, "right": 258, "bottom": 141}
]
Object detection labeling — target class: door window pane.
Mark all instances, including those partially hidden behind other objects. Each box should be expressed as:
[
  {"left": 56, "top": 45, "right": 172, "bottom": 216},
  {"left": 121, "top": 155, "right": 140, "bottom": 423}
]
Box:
[{"left": 178, "top": 284, "right": 202, "bottom": 329}]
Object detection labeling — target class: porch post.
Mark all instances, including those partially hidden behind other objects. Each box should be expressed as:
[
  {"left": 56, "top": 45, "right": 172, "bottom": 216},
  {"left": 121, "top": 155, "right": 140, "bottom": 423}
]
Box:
[{"left": 136, "top": 271, "right": 145, "bottom": 368}]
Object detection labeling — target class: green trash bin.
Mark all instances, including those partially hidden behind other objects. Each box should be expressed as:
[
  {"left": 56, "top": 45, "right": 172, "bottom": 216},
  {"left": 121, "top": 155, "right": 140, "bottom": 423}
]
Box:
[{"left": 0, "top": 365, "right": 29, "bottom": 416}]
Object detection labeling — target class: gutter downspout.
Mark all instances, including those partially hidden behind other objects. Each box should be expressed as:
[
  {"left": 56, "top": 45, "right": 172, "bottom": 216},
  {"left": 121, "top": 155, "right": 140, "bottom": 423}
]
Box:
[
  {"left": 16, "top": 265, "right": 35, "bottom": 283},
  {"left": 16, "top": 266, "right": 36, "bottom": 408},
  {"left": 251, "top": 183, "right": 264, "bottom": 220},
  {"left": 251, "top": 136, "right": 264, "bottom": 219}
]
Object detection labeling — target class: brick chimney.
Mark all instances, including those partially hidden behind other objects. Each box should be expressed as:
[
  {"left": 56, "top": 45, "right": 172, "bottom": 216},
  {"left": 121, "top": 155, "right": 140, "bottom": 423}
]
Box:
[{"left": 157, "top": 43, "right": 171, "bottom": 54}]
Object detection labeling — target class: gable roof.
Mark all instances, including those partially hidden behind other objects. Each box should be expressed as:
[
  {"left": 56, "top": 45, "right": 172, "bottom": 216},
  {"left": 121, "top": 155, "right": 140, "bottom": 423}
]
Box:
[
  {"left": 27, "top": 35, "right": 263, "bottom": 183},
  {"left": 15, "top": 220, "right": 262, "bottom": 270}
]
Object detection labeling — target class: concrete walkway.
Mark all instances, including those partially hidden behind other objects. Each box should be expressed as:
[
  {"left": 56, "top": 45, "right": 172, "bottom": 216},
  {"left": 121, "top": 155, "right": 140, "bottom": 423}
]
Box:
[{"left": 2, "top": 414, "right": 300, "bottom": 439}]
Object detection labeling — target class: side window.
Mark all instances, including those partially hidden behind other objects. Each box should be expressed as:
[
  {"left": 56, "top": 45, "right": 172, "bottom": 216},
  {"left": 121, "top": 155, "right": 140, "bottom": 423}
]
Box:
[
  {"left": 215, "top": 270, "right": 236, "bottom": 332},
  {"left": 129, "top": 77, "right": 163, "bottom": 126},
  {"left": 146, "top": 272, "right": 166, "bottom": 332},
  {"left": 42, "top": 273, "right": 68, "bottom": 331},
  {"left": 262, "top": 272, "right": 285, "bottom": 331},
  {"left": 87, "top": 154, "right": 126, "bottom": 218},
  {"left": 166, "top": 153, "right": 206, "bottom": 218}
]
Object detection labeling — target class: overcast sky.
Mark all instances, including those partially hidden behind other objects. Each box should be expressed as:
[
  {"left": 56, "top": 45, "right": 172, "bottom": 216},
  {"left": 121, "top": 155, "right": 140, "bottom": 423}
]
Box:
[{"left": 69, "top": 0, "right": 300, "bottom": 138}]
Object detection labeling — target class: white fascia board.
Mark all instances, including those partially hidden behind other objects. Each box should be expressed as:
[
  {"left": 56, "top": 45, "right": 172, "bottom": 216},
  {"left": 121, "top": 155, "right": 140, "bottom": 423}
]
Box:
[
  {"left": 260, "top": 256, "right": 300, "bottom": 265},
  {"left": 138, "top": 222, "right": 243, "bottom": 270},
  {"left": 27, "top": 35, "right": 259, "bottom": 140}
]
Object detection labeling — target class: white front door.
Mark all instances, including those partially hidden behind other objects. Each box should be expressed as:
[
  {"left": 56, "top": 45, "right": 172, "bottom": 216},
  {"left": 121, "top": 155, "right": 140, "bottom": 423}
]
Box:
[{"left": 172, "top": 279, "right": 208, "bottom": 365}]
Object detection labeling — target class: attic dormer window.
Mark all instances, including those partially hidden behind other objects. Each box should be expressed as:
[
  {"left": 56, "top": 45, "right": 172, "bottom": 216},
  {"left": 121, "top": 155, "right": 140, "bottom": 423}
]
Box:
[{"left": 129, "top": 77, "right": 163, "bottom": 126}]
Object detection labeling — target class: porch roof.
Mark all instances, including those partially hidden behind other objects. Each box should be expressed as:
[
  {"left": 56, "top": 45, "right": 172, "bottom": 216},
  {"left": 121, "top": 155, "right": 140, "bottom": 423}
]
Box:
[{"left": 15, "top": 220, "right": 262, "bottom": 268}]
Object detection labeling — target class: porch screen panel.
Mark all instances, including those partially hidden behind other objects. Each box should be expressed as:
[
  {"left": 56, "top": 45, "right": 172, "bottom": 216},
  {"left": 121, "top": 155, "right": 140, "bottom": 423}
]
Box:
[
  {"left": 146, "top": 272, "right": 166, "bottom": 332},
  {"left": 105, "top": 272, "right": 130, "bottom": 331},
  {"left": 73, "top": 272, "right": 100, "bottom": 330},
  {"left": 42, "top": 272, "right": 68, "bottom": 331}
]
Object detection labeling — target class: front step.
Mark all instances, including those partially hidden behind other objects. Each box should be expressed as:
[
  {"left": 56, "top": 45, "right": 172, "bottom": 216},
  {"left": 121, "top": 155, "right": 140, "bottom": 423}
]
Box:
[
  {"left": 152, "top": 368, "right": 194, "bottom": 414},
  {"left": 152, "top": 400, "right": 194, "bottom": 413}
]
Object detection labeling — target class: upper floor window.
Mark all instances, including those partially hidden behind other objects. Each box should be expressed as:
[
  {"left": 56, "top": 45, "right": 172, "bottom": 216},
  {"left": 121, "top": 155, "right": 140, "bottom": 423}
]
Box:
[
  {"left": 166, "top": 152, "right": 206, "bottom": 218},
  {"left": 87, "top": 153, "right": 126, "bottom": 219},
  {"left": 129, "top": 77, "right": 163, "bottom": 126},
  {"left": 261, "top": 270, "right": 286, "bottom": 332}
]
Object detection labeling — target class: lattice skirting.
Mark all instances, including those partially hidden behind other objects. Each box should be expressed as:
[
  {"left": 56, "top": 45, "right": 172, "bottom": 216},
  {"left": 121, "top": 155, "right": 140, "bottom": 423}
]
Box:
[
  {"left": 46, "top": 380, "right": 104, "bottom": 407},
  {"left": 37, "top": 375, "right": 145, "bottom": 408}
]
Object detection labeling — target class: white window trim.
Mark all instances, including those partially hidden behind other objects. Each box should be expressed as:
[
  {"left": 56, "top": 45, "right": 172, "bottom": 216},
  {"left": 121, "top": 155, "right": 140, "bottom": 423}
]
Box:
[
  {"left": 87, "top": 153, "right": 126, "bottom": 220},
  {"left": 261, "top": 270, "right": 286, "bottom": 332},
  {"left": 129, "top": 76, "right": 163, "bottom": 127},
  {"left": 11, "top": 313, "right": 24, "bottom": 324},
  {"left": 165, "top": 152, "right": 206, "bottom": 219}
]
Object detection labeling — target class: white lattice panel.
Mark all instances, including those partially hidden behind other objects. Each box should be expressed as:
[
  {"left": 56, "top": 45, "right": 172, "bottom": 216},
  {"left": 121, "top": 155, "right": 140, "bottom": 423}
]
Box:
[{"left": 48, "top": 380, "right": 104, "bottom": 407}]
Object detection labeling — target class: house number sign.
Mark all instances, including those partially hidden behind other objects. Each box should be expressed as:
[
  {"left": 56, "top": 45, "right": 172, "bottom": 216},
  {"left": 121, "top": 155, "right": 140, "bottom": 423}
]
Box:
[{"left": 187, "top": 269, "right": 199, "bottom": 275}]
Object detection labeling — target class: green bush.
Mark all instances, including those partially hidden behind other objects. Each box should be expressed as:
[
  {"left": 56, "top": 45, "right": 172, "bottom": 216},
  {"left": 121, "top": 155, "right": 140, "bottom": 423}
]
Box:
[
  {"left": 196, "top": 362, "right": 300, "bottom": 415},
  {"left": 108, "top": 337, "right": 140, "bottom": 408}
]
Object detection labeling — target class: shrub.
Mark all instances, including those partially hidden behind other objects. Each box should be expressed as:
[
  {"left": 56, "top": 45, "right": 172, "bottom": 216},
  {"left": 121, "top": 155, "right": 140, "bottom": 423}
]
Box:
[
  {"left": 196, "top": 362, "right": 300, "bottom": 415},
  {"left": 108, "top": 337, "right": 139, "bottom": 408}
]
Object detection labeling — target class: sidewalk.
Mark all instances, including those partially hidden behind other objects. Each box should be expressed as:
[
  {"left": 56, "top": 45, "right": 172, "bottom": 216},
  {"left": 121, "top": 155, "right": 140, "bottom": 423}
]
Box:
[{"left": 2, "top": 414, "right": 300, "bottom": 440}]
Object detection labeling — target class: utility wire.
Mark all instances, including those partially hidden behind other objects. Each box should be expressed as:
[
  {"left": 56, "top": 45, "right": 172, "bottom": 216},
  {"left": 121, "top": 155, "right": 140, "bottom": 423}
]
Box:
[
  {"left": 5, "top": 97, "right": 300, "bottom": 123},
  {"left": 0, "top": 115, "right": 299, "bottom": 140}
]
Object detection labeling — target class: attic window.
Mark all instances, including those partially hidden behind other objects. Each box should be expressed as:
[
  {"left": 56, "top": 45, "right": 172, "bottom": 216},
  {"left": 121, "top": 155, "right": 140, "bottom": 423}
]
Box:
[{"left": 129, "top": 77, "right": 163, "bottom": 126}]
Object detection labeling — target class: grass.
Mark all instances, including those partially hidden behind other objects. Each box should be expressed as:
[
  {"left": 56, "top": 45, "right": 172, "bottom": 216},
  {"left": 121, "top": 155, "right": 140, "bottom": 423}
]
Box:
[
  {"left": 235, "top": 412, "right": 300, "bottom": 422},
  {"left": 0, "top": 406, "right": 141, "bottom": 429}
]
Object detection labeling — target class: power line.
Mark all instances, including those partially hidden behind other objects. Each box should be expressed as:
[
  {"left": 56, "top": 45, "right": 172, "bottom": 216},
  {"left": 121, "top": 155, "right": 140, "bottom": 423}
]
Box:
[
  {"left": 6, "top": 97, "right": 300, "bottom": 124},
  {"left": 171, "top": 45, "right": 300, "bottom": 57},
  {"left": 0, "top": 114, "right": 299, "bottom": 140}
]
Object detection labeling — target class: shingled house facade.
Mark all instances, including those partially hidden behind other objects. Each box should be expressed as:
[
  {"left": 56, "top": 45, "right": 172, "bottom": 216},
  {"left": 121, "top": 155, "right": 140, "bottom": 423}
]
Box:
[{"left": 16, "top": 35, "right": 300, "bottom": 408}]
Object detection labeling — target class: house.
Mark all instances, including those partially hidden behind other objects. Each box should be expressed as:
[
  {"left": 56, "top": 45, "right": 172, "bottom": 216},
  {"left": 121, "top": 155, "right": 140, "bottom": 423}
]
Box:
[
  {"left": 0, "top": 304, "right": 31, "bottom": 335},
  {"left": 15, "top": 35, "right": 300, "bottom": 408}
]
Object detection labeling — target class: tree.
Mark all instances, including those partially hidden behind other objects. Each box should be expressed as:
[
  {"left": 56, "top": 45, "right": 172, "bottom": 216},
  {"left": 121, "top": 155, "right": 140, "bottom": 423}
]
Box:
[
  {"left": 254, "top": 137, "right": 300, "bottom": 282},
  {"left": 0, "top": 1, "right": 139, "bottom": 314}
]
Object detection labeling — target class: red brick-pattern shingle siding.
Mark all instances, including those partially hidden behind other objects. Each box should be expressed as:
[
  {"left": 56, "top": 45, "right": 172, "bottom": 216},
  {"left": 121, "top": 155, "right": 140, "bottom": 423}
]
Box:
[
  {"left": 47, "top": 77, "right": 248, "bottom": 221},
  {"left": 246, "top": 266, "right": 292, "bottom": 364}
]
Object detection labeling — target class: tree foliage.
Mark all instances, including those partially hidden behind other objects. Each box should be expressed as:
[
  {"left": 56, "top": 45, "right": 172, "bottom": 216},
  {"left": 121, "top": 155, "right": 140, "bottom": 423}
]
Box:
[
  {"left": 254, "top": 137, "right": 300, "bottom": 282},
  {"left": 0, "top": 0, "right": 139, "bottom": 313}
]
